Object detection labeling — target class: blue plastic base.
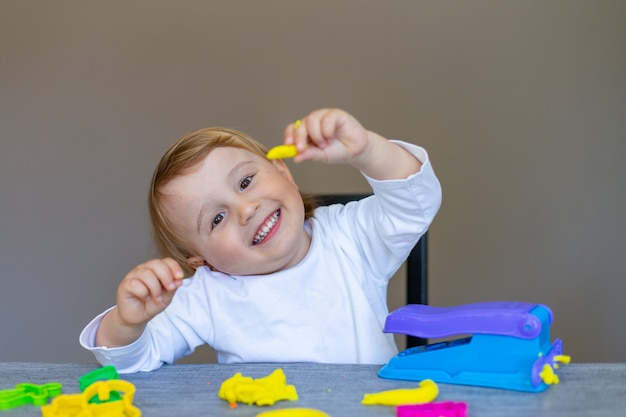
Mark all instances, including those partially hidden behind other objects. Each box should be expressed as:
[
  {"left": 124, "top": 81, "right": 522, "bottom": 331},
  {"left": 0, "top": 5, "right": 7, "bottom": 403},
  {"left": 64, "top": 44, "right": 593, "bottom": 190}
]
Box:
[{"left": 379, "top": 305, "right": 564, "bottom": 393}]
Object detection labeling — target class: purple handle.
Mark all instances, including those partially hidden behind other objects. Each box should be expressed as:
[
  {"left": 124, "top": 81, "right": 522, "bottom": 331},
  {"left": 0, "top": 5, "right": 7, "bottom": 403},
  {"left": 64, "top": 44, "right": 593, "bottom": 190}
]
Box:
[{"left": 384, "top": 302, "right": 552, "bottom": 339}]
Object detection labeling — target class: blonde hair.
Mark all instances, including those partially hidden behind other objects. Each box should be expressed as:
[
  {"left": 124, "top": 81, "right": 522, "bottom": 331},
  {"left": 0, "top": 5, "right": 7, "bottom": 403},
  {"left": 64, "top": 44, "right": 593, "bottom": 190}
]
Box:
[{"left": 149, "top": 127, "right": 317, "bottom": 275}]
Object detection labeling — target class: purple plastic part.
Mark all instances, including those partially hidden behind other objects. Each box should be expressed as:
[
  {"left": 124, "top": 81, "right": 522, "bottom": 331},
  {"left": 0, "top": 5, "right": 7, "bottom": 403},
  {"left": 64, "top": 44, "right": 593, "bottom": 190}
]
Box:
[
  {"left": 396, "top": 401, "right": 468, "bottom": 417},
  {"left": 383, "top": 301, "right": 552, "bottom": 340},
  {"left": 531, "top": 338, "right": 563, "bottom": 387}
]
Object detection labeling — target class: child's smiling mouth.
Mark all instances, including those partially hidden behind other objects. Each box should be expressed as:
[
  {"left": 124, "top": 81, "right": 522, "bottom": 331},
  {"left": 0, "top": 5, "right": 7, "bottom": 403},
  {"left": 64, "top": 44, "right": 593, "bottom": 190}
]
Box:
[{"left": 252, "top": 209, "right": 281, "bottom": 245}]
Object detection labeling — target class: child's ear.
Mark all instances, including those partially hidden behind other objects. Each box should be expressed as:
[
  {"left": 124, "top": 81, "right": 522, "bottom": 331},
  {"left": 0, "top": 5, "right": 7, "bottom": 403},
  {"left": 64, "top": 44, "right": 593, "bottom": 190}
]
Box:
[
  {"left": 271, "top": 159, "right": 297, "bottom": 187},
  {"left": 186, "top": 256, "right": 209, "bottom": 270}
]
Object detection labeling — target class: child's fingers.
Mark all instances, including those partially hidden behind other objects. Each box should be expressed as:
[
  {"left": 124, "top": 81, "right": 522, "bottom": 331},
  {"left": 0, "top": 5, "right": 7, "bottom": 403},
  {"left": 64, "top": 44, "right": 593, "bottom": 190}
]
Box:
[
  {"left": 123, "top": 259, "right": 183, "bottom": 301},
  {"left": 302, "top": 109, "right": 346, "bottom": 148},
  {"left": 161, "top": 257, "right": 185, "bottom": 287},
  {"left": 123, "top": 277, "right": 151, "bottom": 301},
  {"left": 285, "top": 108, "right": 363, "bottom": 164},
  {"left": 140, "top": 258, "right": 183, "bottom": 293},
  {"left": 300, "top": 114, "right": 326, "bottom": 150},
  {"left": 126, "top": 271, "right": 166, "bottom": 303},
  {"left": 320, "top": 110, "right": 343, "bottom": 143},
  {"left": 283, "top": 120, "right": 302, "bottom": 146},
  {"left": 290, "top": 110, "right": 338, "bottom": 163},
  {"left": 144, "top": 274, "right": 168, "bottom": 302}
]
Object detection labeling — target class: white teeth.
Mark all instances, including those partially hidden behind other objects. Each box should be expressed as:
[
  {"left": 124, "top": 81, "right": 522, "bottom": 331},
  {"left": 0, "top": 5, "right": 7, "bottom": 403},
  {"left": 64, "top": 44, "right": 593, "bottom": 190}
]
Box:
[{"left": 253, "top": 210, "right": 280, "bottom": 245}]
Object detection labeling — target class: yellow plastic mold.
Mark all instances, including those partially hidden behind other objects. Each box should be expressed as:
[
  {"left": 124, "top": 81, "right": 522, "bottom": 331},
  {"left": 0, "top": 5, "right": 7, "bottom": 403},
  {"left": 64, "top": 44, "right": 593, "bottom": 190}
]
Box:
[{"left": 41, "top": 379, "right": 140, "bottom": 417}]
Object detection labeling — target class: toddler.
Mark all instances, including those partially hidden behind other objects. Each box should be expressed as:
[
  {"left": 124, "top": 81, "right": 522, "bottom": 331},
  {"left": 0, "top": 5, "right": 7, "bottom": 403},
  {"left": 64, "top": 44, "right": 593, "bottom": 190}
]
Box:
[{"left": 80, "top": 108, "right": 442, "bottom": 373}]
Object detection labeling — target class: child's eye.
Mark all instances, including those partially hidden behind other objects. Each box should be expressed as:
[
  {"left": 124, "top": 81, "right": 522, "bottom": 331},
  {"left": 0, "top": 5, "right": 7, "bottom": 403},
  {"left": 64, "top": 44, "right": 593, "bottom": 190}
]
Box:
[
  {"left": 240, "top": 175, "right": 253, "bottom": 190},
  {"left": 212, "top": 212, "right": 225, "bottom": 227}
]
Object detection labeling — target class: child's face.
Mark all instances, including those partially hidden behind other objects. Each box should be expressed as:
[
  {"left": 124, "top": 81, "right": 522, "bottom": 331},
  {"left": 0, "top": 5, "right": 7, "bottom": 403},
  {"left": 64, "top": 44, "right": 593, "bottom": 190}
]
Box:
[{"left": 160, "top": 146, "right": 310, "bottom": 275}]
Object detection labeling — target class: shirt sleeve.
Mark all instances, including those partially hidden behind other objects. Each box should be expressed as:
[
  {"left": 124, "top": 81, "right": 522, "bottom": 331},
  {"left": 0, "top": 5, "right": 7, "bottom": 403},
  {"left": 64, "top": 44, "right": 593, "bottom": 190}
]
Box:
[
  {"left": 78, "top": 276, "right": 211, "bottom": 373},
  {"left": 79, "top": 307, "right": 160, "bottom": 373},
  {"left": 317, "top": 140, "right": 442, "bottom": 285},
  {"left": 364, "top": 140, "right": 441, "bottom": 228}
]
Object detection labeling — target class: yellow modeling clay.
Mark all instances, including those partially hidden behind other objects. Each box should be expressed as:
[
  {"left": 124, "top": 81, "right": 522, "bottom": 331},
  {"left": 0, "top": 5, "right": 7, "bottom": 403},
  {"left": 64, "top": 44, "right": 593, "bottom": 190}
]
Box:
[
  {"left": 554, "top": 355, "right": 571, "bottom": 364},
  {"left": 266, "top": 119, "right": 302, "bottom": 159},
  {"left": 539, "top": 364, "right": 560, "bottom": 385},
  {"left": 218, "top": 368, "right": 298, "bottom": 407},
  {"left": 361, "top": 379, "right": 438, "bottom": 406},
  {"left": 266, "top": 145, "right": 298, "bottom": 160},
  {"left": 256, "top": 408, "right": 330, "bottom": 417}
]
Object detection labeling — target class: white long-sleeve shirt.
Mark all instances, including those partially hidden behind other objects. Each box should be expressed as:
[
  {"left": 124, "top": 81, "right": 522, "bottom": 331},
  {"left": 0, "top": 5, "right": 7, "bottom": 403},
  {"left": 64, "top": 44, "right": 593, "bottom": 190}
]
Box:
[{"left": 80, "top": 141, "right": 442, "bottom": 373}]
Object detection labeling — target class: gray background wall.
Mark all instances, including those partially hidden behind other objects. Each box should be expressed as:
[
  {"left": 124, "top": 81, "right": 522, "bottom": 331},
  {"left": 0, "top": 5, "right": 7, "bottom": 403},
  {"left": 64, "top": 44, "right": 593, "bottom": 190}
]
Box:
[{"left": 1, "top": 1, "right": 624, "bottom": 365}]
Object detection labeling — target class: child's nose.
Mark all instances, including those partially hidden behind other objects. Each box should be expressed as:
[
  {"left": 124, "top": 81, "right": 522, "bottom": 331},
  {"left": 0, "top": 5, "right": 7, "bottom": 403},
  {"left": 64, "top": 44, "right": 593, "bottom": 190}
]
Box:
[{"left": 238, "top": 198, "right": 259, "bottom": 225}]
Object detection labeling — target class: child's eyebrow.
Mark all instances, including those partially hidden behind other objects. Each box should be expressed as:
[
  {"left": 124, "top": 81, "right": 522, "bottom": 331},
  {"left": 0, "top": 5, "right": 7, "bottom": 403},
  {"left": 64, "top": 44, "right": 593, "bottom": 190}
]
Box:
[
  {"left": 197, "top": 204, "right": 211, "bottom": 233},
  {"left": 226, "top": 160, "right": 255, "bottom": 183}
]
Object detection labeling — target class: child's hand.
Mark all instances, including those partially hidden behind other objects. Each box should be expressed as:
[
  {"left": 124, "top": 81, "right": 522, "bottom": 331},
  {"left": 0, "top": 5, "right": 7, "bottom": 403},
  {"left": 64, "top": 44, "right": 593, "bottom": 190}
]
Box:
[
  {"left": 284, "top": 108, "right": 422, "bottom": 181},
  {"left": 116, "top": 258, "right": 185, "bottom": 327},
  {"left": 95, "top": 258, "right": 185, "bottom": 348},
  {"left": 284, "top": 108, "right": 370, "bottom": 165}
]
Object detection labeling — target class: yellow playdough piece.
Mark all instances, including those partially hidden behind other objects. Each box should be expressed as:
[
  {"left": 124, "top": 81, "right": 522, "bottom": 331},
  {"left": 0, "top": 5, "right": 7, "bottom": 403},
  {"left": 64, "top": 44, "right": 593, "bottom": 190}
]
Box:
[
  {"left": 218, "top": 368, "right": 298, "bottom": 407},
  {"left": 554, "top": 355, "right": 571, "bottom": 364},
  {"left": 266, "top": 145, "right": 298, "bottom": 160},
  {"left": 266, "top": 119, "right": 302, "bottom": 160},
  {"left": 361, "top": 379, "right": 438, "bottom": 406},
  {"left": 539, "top": 364, "right": 560, "bottom": 385},
  {"left": 256, "top": 408, "right": 330, "bottom": 417}
]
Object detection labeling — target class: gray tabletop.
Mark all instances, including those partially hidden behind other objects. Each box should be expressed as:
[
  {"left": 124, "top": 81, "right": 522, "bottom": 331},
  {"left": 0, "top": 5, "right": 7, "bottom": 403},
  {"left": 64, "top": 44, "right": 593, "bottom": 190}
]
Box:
[{"left": 1, "top": 362, "right": 625, "bottom": 416}]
